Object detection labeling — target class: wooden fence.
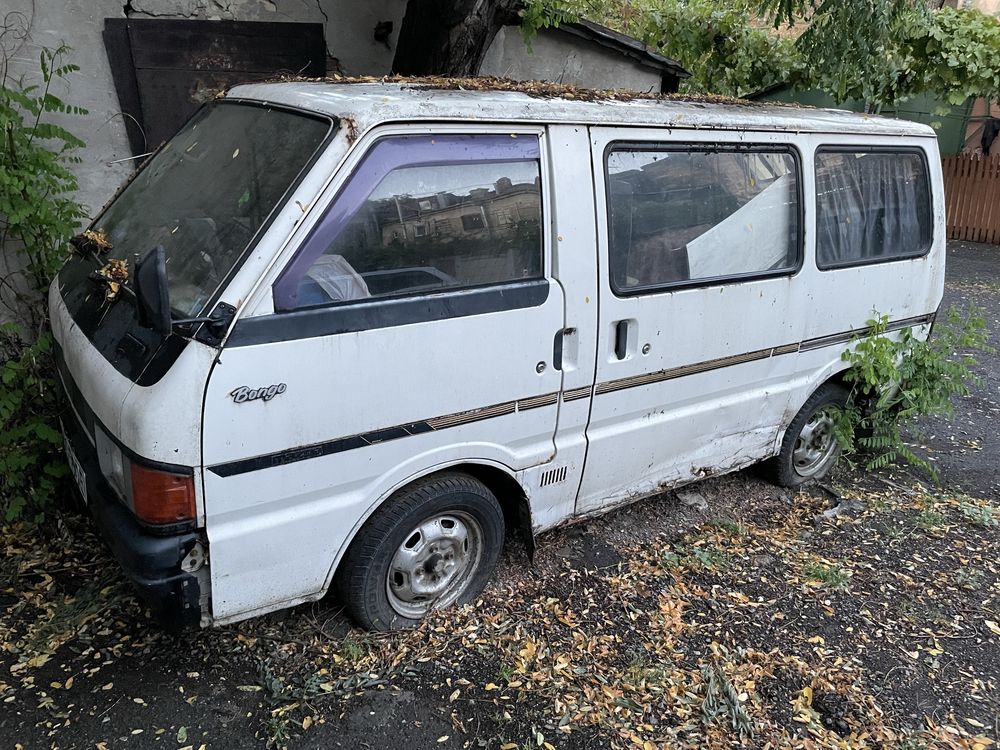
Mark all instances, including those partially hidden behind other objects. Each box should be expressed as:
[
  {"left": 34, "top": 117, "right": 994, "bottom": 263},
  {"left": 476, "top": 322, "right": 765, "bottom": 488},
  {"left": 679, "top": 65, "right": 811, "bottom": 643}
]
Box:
[{"left": 942, "top": 153, "right": 1000, "bottom": 245}]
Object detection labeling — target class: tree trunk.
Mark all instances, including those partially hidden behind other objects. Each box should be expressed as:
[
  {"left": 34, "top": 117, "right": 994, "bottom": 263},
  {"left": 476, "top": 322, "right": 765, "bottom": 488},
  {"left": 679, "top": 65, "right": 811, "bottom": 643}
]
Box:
[{"left": 392, "top": 0, "right": 524, "bottom": 76}]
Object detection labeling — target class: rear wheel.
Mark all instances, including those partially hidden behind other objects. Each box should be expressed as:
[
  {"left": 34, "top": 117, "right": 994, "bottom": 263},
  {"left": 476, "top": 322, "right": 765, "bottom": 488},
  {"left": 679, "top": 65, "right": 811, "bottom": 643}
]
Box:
[
  {"left": 763, "top": 383, "right": 848, "bottom": 487},
  {"left": 335, "top": 472, "right": 505, "bottom": 631}
]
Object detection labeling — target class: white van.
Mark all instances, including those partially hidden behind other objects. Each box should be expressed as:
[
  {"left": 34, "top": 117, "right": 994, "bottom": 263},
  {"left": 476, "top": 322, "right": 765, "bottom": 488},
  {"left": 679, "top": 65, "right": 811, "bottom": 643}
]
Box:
[{"left": 51, "top": 81, "right": 944, "bottom": 630}]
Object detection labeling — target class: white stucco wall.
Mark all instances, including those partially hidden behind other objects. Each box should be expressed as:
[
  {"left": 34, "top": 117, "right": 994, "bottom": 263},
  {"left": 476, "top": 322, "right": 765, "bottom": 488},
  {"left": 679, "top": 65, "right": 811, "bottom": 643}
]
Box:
[
  {"left": 0, "top": 0, "right": 406, "bottom": 323},
  {"left": 479, "top": 26, "right": 664, "bottom": 94},
  {"left": 3, "top": 0, "right": 406, "bottom": 217}
]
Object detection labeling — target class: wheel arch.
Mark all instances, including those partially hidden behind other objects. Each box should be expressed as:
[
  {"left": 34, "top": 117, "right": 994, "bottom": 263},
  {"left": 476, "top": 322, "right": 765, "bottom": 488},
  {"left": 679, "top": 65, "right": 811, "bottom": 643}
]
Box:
[
  {"left": 771, "top": 356, "right": 854, "bottom": 457},
  {"left": 322, "top": 458, "right": 534, "bottom": 597}
]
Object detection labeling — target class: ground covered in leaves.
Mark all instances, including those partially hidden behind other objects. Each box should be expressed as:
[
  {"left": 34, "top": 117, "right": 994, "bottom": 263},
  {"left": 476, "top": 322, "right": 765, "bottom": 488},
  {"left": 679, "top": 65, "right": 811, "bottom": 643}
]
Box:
[{"left": 2, "top": 472, "right": 998, "bottom": 750}]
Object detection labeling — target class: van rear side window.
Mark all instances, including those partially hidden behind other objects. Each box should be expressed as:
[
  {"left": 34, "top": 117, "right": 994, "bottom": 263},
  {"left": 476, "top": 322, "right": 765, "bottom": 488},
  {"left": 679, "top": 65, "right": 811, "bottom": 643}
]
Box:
[
  {"left": 274, "top": 134, "right": 543, "bottom": 310},
  {"left": 815, "top": 149, "right": 932, "bottom": 269},
  {"left": 605, "top": 145, "right": 801, "bottom": 294}
]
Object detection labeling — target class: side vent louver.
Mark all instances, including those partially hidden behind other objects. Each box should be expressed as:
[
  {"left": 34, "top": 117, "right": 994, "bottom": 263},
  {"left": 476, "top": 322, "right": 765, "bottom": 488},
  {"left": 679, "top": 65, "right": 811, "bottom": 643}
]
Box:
[{"left": 540, "top": 466, "right": 568, "bottom": 487}]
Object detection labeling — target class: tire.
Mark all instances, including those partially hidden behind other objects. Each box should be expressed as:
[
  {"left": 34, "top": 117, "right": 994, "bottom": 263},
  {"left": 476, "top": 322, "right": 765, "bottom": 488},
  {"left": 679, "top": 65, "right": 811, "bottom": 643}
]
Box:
[
  {"left": 762, "top": 383, "right": 849, "bottom": 488},
  {"left": 335, "top": 472, "right": 505, "bottom": 631}
]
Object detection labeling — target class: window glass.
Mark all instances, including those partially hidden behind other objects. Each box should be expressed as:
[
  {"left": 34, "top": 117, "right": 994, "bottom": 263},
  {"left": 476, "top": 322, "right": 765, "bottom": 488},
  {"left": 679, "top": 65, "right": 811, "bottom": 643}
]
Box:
[
  {"left": 278, "top": 136, "right": 543, "bottom": 310},
  {"left": 815, "top": 150, "right": 932, "bottom": 268},
  {"left": 86, "top": 103, "right": 330, "bottom": 317},
  {"left": 606, "top": 147, "right": 799, "bottom": 293}
]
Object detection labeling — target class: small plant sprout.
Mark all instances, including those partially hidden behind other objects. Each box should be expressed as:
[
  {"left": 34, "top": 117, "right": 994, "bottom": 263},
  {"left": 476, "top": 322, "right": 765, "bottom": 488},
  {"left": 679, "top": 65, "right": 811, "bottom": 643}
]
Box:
[{"left": 802, "top": 560, "right": 852, "bottom": 590}]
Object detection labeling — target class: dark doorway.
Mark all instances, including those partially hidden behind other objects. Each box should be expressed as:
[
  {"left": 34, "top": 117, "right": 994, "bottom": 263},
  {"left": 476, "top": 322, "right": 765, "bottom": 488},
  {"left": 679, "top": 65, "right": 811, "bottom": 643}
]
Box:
[{"left": 104, "top": 18, "right": 326, "bottom": 156}]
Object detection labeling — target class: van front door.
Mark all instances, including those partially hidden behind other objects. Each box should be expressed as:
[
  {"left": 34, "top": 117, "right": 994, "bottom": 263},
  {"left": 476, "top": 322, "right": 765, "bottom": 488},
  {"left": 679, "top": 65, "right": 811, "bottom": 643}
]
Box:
[
  {"left": 576, "top": 127, "right": 807, "bottom": 515},
  {"left": 201, "top": 130, "right": 564, "bottom": 622}
]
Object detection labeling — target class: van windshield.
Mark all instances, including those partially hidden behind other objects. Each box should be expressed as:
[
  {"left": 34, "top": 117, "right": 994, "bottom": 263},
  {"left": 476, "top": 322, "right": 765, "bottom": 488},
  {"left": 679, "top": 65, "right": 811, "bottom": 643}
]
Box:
[{"left": 91, "top": 102, "right": 331, "bottom": 317}]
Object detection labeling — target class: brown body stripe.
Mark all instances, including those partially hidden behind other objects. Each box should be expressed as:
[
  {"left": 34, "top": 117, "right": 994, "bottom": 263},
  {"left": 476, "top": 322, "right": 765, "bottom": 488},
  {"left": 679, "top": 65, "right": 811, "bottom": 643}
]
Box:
[
  {"left": 207, "top": 312, "right": 934, "bottom": 477},
  {"left": 594, "top": 313, "right": 934, "bottom": 396}
]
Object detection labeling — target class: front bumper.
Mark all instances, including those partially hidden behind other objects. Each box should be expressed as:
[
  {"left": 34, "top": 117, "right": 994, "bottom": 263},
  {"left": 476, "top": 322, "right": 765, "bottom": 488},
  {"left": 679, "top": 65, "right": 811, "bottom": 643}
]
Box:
[{"left": 62, "top": 410, "right": 203, "bottom": 630}]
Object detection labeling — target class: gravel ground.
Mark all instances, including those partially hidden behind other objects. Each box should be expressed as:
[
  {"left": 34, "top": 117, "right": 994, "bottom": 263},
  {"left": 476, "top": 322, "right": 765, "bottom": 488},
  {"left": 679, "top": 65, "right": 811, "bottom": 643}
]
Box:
[
  {"left": 915, "top": 241, "right": 1000, "bottom": 500},
  {"left": 1, "top": 241, "right": 998, "bottom": 750}
]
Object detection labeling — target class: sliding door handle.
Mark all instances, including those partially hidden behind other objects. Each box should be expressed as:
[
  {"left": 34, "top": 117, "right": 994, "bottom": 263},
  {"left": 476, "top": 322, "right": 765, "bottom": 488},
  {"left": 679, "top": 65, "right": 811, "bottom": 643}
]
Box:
[{"left": 614, "top": 319, "right": 630, "bottom": 360}]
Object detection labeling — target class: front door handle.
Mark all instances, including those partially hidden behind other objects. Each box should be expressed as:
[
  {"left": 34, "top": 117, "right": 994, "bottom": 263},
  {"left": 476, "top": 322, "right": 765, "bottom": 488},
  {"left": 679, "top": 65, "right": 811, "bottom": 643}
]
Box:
[{"left": 553, "top": 327, "right": 577, "bottom": 373}]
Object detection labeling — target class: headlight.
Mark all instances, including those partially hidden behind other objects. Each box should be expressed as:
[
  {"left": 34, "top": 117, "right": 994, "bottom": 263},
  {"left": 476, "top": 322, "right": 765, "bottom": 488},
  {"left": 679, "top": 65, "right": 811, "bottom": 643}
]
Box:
[
  {"left": 94, "top": 427, "right": 196, "bottom": 527},
  {"left": 95, "top": 427, "right": 129, "bottom": 500}
]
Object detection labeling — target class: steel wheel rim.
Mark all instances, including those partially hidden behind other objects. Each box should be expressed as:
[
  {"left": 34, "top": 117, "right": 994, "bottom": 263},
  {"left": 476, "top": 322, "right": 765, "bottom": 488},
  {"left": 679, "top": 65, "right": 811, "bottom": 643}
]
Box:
[
  {"left": 793, "top": 409, "right": 838, "bottom": 478},
  {"left": 386, "top": 511, "right": 483, "bottom": 619}
]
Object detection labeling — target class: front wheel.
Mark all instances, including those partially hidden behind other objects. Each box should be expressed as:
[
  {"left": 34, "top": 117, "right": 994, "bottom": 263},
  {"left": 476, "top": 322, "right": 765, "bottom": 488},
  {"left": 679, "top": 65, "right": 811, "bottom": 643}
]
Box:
[
  {"left": 335, "top": 472, "right": 505, "bottom": 631},
  {"left": 763, "top": 383, "right": 849, "bottom": 487}
]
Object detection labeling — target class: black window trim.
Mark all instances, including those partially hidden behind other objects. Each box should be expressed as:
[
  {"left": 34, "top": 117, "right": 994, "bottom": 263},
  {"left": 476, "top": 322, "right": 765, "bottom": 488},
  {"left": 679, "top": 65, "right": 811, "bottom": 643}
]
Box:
[
  {"left": 602, "top": 141, "right": 805, "bottom": 298},
  {"left": 274, "top": 131, "right": 548, "bottom": 315},
  {"left": 226, "top": 278, "right": 550, "bottom": 347},
  {"left": 814, "top": 144, "right": 934, "bottom": 272}
]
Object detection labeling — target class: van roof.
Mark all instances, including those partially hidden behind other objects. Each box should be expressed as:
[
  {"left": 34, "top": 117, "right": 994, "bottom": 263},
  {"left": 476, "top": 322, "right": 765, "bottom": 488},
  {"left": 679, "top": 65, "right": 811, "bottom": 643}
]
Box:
[{"left": 226, "top": 77, "right": 935, "bottom": 138}]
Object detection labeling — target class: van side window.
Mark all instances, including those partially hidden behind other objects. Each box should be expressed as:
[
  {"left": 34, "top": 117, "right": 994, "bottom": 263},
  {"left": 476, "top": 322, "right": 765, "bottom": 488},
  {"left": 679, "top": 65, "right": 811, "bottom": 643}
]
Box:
[
  {"left": 605, "top": 146, "right": 800, "bottom": 294},
  {"left": 815, "top": 149, "right": 932, "bottom": 269},
  {"left": 273, "top": 134, "right": 543, "bottom": 311}
]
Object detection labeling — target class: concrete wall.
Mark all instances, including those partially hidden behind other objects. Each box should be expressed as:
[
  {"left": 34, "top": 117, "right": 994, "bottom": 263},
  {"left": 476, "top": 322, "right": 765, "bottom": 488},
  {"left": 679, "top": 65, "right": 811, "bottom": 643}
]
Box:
[
  {"left": 3, "top": 0, "right": 406, "bottom": 218},
  {"left": 479, "top": 26, "right": 663, "bottom": 94},
  {"left": 0, "top": 0, "right": 406, "bottom": 323}
]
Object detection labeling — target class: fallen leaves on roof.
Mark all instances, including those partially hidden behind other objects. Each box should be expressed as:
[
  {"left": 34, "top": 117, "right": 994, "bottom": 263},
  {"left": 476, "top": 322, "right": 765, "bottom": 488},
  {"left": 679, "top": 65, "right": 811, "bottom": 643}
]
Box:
[{"left": 262, "top": 74, "right": 784, "bottom": 108}]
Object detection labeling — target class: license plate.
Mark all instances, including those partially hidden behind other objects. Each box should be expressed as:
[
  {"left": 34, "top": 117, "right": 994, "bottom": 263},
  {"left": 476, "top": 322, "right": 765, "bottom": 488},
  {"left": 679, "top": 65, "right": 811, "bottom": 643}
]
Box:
[{"left": 63, "top": 433, "right": 88, "bottom": 505}]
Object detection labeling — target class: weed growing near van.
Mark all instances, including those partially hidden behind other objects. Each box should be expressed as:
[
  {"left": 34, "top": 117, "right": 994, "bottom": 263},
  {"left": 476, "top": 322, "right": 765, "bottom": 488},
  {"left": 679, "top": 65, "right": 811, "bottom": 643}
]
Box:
[
  {"left": 0, "top": 46, "right": 87, "bottom": 520},
  {"left": 1, "top": 45, "right": 87, "bottom": 325},
  {"left": 0, "top": 325, "right": 66, "bottom": 521},
  {"left": 835, "top": 305, "right": 992, "bottom": 482}
]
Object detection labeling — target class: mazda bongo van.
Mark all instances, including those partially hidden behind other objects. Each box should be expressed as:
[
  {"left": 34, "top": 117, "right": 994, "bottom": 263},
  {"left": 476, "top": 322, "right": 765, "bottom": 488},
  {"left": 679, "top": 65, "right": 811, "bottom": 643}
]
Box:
[{"left": 51, "top": 80, "right": 944, "bottom": 630}]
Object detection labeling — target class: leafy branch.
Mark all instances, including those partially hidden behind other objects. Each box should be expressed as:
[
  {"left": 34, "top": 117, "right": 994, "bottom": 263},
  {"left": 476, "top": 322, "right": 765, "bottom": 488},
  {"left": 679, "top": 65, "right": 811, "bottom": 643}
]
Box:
[
  {"left": 521, "top": 0, "right": 1000, "bottom": 106},
  {"left": 0, "top": 44, "right": 87, "bottom": 522},
  {"left": 1, "top": 44, "right": 87, "bottom": 329},
  {"left": 834, "top": 306, "right": 992, "bottom": 482}
]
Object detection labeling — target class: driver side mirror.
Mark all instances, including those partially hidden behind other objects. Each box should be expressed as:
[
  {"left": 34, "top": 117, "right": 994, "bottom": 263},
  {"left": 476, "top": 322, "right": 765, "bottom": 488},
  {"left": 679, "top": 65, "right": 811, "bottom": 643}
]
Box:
[{"left": 134, "top": 246, "right": 172, "bottom": 337}]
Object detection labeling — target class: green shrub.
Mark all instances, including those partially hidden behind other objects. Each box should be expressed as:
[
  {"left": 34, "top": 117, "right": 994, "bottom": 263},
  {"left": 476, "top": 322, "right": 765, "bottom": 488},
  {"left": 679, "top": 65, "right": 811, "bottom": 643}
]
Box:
[
  {"left": 0, "top": 325, "right": 66, "bottom": 521},
  {"left": 834, "top": 306, "right": 991, "bottom": 481},
  {"left": 1, "top": 46, "right": 87, "bottom": 521},
  {"left": 1, "top": 46, "right": 87, "bottom": 322}
]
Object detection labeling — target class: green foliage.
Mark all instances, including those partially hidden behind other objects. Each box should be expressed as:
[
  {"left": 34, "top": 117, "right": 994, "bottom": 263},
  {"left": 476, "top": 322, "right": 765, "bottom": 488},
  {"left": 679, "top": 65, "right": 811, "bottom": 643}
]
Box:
[
  {"left": 522, "top": 0, "right": 1000, "bottom": 106},
  {"left": 522, "top": 0, "right": 799, "bottom": 96},
  {"left": 0, "top": 46, "right": 87, "bottom": 521},
  {"left": 758, "top": 0, "right": 926, "bottom": 103},
  {"left": 0, "top": 325, "right": 66, "bottom": 522},
  {"left": 915, "top": 508, "right": 946, "bottom": 532},
  {"left": 958, "top": 500, "right": 997, "bottom": 529},
  {"left": 635, "top": 0, "right": 800, "bottom": 96},
  {"left": 835, "top": 306, "right": 992, "bottom": 482},
  {"left": 1, "top": 45, "right": 88, "bottom": 325},
  {"left": 906, "top": 6, "right": 1000, "bottom": 107},
  {"left": 954, "top": 566, "right": 984, "bottom": 590}
]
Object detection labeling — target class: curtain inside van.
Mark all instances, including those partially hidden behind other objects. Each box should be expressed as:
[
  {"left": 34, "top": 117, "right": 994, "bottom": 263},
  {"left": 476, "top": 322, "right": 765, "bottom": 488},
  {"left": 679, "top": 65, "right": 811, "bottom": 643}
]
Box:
[{"left": 815, "top": 151, "right": 931, "bottom": 268}]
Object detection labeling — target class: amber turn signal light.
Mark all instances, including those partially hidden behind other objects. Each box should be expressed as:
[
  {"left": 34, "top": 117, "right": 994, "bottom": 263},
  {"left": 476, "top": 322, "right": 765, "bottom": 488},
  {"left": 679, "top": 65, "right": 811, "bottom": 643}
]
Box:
[{"left": 129, "top": 463, "right": 196, "bottom": 525}]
